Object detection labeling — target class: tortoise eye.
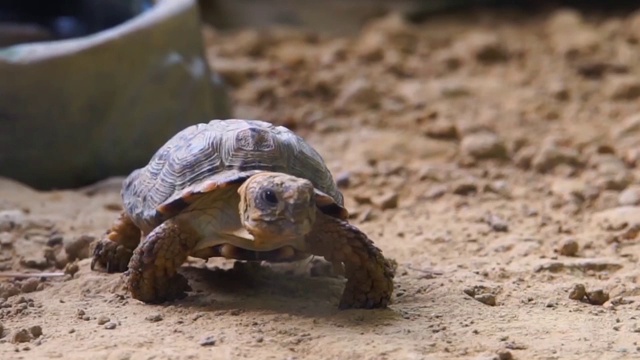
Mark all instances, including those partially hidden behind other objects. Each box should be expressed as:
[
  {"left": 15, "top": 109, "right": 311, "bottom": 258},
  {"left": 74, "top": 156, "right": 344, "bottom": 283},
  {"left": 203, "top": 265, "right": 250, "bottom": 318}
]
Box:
[{"left": 262, "top": 189, "right": 279, "bottom": 205}]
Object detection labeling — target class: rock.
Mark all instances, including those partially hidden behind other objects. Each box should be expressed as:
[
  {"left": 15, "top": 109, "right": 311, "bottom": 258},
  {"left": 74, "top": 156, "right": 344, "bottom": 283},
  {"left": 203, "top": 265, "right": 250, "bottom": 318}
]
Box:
[
  {"left": 532, "top": 140, "right": 582, "bottom": 172},
  {"left": 460, "top": 132, "right": 508, "bottom": 160},
  {"left": 453, "top": 179, "right": 479, "bottom": 196},
  {"left": 145, "top": 314, "right": 164, "bottom": 322},
  {"left": 496, "top": 350, "right": 514, "bottom": 360},
  {"left": 0, "top": 210, "right": 28, "bottom": 232},
  {"left": 20, "top": 278, "right": 40, "bottom": 294},
  {"left": 546, "top": 9, "right": 600, "bottom": 58},
  {"left": 335, "top": 172, "right": 351, "bottom": 189},
  {"left": 104, "top": 322, "right": 117, "bottom": 330},
  {"left": 424, "top": 185, "right": 448, "bottom": 200},
  {"left": 97, "top": 316, "right": 110, "bottom": 325},
  {"left": 11, "top": 329, "right": 32, "bottom": 343},
  {"left": 19, "top": 256, "right": 49, "bottom": 270},
  {"left": 334, "top": 78, "right": 379, "bottom": 110},
  {"left": 619, "top": 186, "right": 640, "bottom": 206},
  {"left": 65, "top": 235, "right": 94, "bottom": 261},
  {"left": 425, "top": 120, "right": 459, "bottom": 140},
  {"left": 372, "top": 192, "right": 399, "bottom": 210},
  {"left": 0, "top": 283, "right": 20, "bottom": 299},
  {"left": 199, "top": 335, "right": 217, "bottom": 346},
  {"left": 586, "top": 289, "right": 610, "bottom": 305},
  {"left": 457, "top": 31, "right": 509, "bottom": 64},
  {"left": 612, "top": 114, "right": 640, "bottom": 148},
  {"left": 29, "top": 325, "right": 42, "bottom": 338},
  {"left": 557, "top": 238, "right": 579, "bottom": 257},
  {"left": 475, "top": 293, "right": 497, "bottom": 306},
  {"left": 569, "top": 283, "right": 587, "bottom": 300},
  {"left": 486, "top": 214, "right": 509, "bottom": 232},
  {"left": 605, "top": 76, "right": 640, "bottom": 100},
  {"left": 591, "top": 154, "right": 633, "bottom": 191}
]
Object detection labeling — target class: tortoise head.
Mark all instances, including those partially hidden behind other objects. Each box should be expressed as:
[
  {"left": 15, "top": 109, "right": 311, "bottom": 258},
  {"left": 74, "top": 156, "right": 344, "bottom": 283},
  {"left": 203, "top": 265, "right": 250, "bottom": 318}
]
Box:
[{"left": 237, "top": 172, "right": 317, "bottom": 242}]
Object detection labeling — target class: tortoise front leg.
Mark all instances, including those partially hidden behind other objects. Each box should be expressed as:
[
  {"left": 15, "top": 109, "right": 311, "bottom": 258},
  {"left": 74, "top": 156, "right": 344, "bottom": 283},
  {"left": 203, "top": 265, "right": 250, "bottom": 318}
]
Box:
[
  {"left": 91, "top": 211, "right": 141, "bottom": 273},
  {"left": 305, "top": 213, "right": 395, "bottom": 309},
  {"left": 125, "top": 218, "right": 199, "bottom": 303}
]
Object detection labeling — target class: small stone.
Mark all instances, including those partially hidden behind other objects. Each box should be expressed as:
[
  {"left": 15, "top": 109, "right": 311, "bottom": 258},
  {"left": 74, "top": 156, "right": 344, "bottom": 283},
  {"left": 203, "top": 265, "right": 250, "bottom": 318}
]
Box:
[
  {"left": 424, "top": 185, "right": 448, "bottom": 200},
  {"left": 334, "top": 78, "right": 379, "bottom": 110},
  {"left": 460, "top": 132, "right": 508, "bottom": 160},
  {"left": 425, "top": 120, "right": 459, "bottom": 140},
  {"left": 558, "top": 238, "right": 579, "bottom": 257},
  {"left": 11, "top": 329, "right": 32, "bottom": 343},
  {"left": 475, "top": 294, "right": 497, "bottom": 306},
  {"left": 97, "top": 315, "right": 110, "bottom": 325},
  {"left": 569, "top": 284, "right": 587, "bottom": 301},
  {"left": 145, "top": 314, "right": 164, "bottom": 322},
  {"left": 612, "top": 114, "right": 640, "bottom": 142},
  {"left": 372, "top": 192, "right": 399, "bottom": 210},
  {"left": 586, "top": 289, "right": 610, "bottom": 305},
  {"left": 532, "top": 140, "right": 582, "bottom": 172},
  {"left": 199, "top": 335, "right": 216, "bottom": 346},
  {"left": 458, "top": 31, "right": 509, "bottom": 64},
  {"left": 104, "top": 322, "right": 117, "bottom": 330},
  {"left": 20, "top": 278, "right": 40, "bottom": 294},
  {"left": 486, "top": 214, "right": 509, "bottom": 232},
  {"left": 335, "top": 172, "right": 351, "bottom": 189},
  {"left": 65, "top": 235, "right": 94, "bottom": 261},
  {"left": 29, "top": 325, "right": 42, "bottom": 338},
  {"left": 0, "top": 283, "right": 20, "bottom": 300},
  {"left": 496, "top": 349, "right": 514, "bottom": 360},
  {"left": 618, "top": 186, "right": 640, "bottom": 206},
  {"left": 64, "top": 262, "right": 80, "bottom": 277},
  {"left": 19, "top": 256, "right": 49, "bottom": 270},
  {"left": 453, "top": 179, "right": 479, "bottom": 196},
  {"left": 605, "top": 75, "right": 640, "bottom": 100}
]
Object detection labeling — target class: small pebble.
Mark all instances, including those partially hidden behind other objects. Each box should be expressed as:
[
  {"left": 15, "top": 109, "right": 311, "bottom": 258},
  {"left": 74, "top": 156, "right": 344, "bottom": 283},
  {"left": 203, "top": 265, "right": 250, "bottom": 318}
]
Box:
[
  {"left": 20, "top": 278, "right": 40, "bottom": 294},
  {"left": 453, "top": 180, "right": 478, "bottom": 196},
  {"left": 29, "top": 325, "right": 42, "bottom": 338},
  {"left": 475, "top": 294, "right": 497, "bottom": 306},
  {"left": 11, "top": 329, "right": 32, "bottom": 343},
  {"left": 586, "top": 289, "right": 610, "bottom": 305},
  {"left": 199, "top": 335, "right": 217, "bottom": 346},
  {"left": 497, "top": 350, "right": 514, "bottom": 360},
  {"left": 486, "top": 214, "right": 509, "bottom": 232},
  {"left": 97, "top": 315, "right": 110, "bottom": 325},
  {"left": 104, "top": 322, "right": 117, "bottom": 330},
  {"left": 558, "top": 239, "right": 579, "bottom": 257},
  {"left": 569, "top": 284, "right": 587, "bottom": 301},
  {"left": 372, "top": 192, "right": 399, "bottom": 210},
  {"left": 65, "top": 235, "right": 95, "bottom": 261},
  {"left": 618, "top": 186, "right": 640, "bottom": 206},
  {"left": 460, "top": 132, "right": 508, "bottom": 160},
  {"left": 145, "top": 314, "right": 164, "bottom": 322},
  {"left": 335, "top": 172, "right": 351, "bottom": 189}
]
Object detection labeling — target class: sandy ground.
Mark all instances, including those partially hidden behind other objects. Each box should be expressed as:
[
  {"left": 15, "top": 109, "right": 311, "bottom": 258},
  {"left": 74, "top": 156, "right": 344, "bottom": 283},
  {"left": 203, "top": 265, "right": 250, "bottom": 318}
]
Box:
[{"left": 2, "top": 6, "right": 640, "bottom": 360}]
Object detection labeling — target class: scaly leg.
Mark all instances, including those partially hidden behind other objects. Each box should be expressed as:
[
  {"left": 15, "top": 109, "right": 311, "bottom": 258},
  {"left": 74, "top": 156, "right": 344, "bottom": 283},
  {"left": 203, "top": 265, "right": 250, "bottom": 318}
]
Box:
[
  {"left": 91, "top": 211, "right": 141, "bottom": 273},
  {"left": 125, "top": 218, "right": 199, "bottom": 303},
  {"left": 305, "top": 212, "right": 395, "bottom": 309}
]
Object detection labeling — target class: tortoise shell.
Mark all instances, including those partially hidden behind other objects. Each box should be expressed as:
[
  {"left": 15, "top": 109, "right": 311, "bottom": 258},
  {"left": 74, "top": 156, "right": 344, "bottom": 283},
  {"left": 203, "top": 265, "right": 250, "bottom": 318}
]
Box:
[{"left": 121, "top": 119, "right": 346, "bottom": 232}]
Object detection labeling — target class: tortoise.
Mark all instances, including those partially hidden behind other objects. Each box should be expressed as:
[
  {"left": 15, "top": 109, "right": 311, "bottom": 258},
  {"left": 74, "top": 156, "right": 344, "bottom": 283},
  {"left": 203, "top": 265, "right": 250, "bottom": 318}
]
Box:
[{"left": 90, "top": 119, "right": 394, "bottom": 309}]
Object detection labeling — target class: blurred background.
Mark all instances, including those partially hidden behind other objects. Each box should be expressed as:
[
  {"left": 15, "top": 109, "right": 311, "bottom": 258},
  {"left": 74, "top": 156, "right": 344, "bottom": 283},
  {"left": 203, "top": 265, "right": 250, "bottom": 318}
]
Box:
[{"left": 1, "top": 0, "right": 639, "bottom": 190}]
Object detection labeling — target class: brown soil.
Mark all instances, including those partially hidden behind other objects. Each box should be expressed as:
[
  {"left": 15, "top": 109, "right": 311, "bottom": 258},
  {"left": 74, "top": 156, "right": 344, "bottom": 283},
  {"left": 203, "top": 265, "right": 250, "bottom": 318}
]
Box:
[{"left": 2, "top": 6, "right": 640, "bottom": 360}]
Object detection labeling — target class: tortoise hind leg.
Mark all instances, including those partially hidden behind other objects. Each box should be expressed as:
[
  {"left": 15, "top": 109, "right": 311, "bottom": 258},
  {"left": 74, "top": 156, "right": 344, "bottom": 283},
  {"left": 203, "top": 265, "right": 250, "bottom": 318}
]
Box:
[
  {"left": 125, "top": 218, "right": 199, "bottom": 303},
  {"left": 91, "top": 211, "right": 141, "bottom": 273},
  {"left": 305, "top": 213, "right": 395, "bottom": 309}
]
